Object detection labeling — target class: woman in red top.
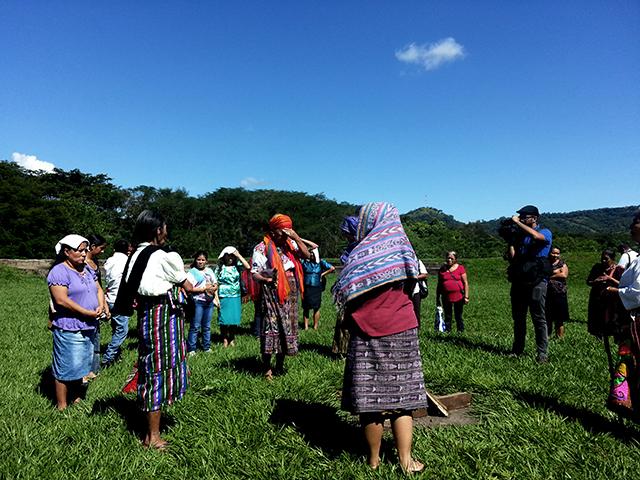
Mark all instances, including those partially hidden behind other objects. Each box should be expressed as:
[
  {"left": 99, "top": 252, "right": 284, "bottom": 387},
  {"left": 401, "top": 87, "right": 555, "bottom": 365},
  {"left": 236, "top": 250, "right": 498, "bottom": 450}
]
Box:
[
  {"left": 436, "top": 251, "right": 469, "bottom": 332},
  {"left": 335, "top": 202, "right": 427, "bottom": 474}
]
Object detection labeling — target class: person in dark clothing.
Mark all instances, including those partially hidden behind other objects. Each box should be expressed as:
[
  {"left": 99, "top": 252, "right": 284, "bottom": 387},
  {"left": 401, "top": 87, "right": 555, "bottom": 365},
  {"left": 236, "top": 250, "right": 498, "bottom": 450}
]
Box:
[{"left": 506, "top": 205, "right": 552, "bottom": 363}]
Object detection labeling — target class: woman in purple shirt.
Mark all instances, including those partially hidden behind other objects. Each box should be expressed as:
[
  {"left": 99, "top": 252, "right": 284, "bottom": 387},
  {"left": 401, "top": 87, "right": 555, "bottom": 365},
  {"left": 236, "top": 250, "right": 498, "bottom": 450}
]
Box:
[{"left": 47, "top": 234, "right": 105, "bottom": 410}]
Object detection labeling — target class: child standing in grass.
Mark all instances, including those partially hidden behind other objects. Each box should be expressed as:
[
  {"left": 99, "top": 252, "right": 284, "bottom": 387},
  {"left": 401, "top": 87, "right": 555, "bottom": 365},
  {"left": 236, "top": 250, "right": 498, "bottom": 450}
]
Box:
[{"left": 216, "top": 247, "right": 251, "bottom": 347}]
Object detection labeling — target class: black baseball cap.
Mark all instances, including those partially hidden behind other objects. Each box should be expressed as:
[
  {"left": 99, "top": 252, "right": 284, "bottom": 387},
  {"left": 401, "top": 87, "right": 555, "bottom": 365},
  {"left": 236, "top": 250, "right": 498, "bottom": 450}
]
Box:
[{"left": 516, "top": 205, "right": 539, "bottom": 216}]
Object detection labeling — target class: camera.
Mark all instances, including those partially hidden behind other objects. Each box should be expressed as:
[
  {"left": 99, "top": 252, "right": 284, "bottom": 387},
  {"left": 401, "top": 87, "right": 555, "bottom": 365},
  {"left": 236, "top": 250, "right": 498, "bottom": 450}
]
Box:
[{"left": 498, "top": 218, "right": 525, "bottom": 244}]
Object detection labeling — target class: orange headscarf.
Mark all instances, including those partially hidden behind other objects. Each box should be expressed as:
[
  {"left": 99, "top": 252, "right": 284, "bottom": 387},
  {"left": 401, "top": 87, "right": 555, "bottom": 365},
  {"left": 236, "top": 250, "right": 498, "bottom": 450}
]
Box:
[{"left": 264, "top": 213, "right": 304, "bottom": 304}]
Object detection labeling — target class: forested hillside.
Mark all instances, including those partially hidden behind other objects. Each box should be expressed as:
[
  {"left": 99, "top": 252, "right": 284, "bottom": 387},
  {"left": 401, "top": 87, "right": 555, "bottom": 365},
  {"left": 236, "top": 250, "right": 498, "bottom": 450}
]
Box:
[
  {"left": 0, "top": 161, "right": 355, "bottom": 259},
  {"left": 0, "top": 160, "right": 635, "bottom": 260}
]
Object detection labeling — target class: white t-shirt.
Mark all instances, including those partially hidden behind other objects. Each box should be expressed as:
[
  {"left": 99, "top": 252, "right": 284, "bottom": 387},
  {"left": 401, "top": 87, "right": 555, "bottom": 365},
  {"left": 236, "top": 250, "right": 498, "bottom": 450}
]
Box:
[
  {"left": 618, "top": 249, "right": 639, "bottom": 269},
  {"left": 619, "top": 256, "right": 640, "bottom": 311},
  {"left": 103, "top": 252, "right": 128, "bottom": 305}
]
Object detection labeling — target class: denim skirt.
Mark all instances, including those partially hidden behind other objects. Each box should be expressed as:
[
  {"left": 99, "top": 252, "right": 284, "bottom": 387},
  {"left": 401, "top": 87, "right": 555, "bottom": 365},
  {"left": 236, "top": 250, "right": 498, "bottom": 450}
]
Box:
[{"left": 52, "top": 327, "right": 95, "bottom": 381}]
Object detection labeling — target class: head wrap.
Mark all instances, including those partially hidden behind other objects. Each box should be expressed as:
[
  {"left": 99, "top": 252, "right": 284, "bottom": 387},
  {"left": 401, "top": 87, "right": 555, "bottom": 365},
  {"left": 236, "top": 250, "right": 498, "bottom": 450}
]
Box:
[
  {"left": 269, "top": 214, "right": 293, "bottom": 230},
  {"left": 218, "top": 246, "right": 236, "bottom": 259},
  {"left": 340, "top": 216, "right": 359, "bottom": 237},
  {"left": 339, "top": 216, "right": 360, "bottom": 265},
  {"left": 55, "top": 234, "right": 90, "bottom": 255},
  {"left": 334, "top": 202, "right": 418, "bottom": 305},
  {"left": 263, "top": 213, "right": 304, "bottom": 304}
]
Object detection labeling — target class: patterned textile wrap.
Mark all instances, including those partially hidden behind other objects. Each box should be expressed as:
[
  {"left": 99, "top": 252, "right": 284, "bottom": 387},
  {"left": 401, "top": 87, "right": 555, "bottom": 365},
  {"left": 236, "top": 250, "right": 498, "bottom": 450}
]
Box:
[
  {"left": 608, "top": 342, "right": 635, "bottom": 413},
  {"left": 167, "top": 285, "right": 189, "bottom": 310},
  {"left": 137, "top": 296, "right": 189, "bottom": 412},
  {"left": 341, "top": 327, "right": 428, "bottom": 414},
  {"left": 260, "top": 272, "right": 299, "bottom": 355},
  {"left": 334, "top": 202, "right": 418, "bottom": 306}
]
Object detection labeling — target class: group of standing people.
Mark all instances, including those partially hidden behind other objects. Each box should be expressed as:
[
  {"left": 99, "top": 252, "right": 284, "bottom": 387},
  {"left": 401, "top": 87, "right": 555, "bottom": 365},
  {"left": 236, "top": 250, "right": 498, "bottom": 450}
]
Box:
[
  {"left": 45, "top": 202, "right": 640, "bottom": 468},
  {"left": 46, "top": 204, "right": 427, "bottom": 471}
]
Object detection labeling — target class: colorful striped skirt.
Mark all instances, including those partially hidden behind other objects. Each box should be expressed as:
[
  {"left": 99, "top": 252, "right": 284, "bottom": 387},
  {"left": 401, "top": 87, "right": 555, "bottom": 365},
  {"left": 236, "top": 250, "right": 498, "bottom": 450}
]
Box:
[
  {"left": 341, "top": 327, "right": 428, "bottom": 415},
  {"left": 260, "top": 272, "right": 299, "bottom": 355},
  {"left": 136, "top": 296, "right": 189, "bottom": 412}
]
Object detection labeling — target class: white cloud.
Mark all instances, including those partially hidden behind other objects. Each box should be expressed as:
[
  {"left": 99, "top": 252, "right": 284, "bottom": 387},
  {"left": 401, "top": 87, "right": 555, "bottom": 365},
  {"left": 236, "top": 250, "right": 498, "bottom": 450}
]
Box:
[
  {"left": 11, "top": 152, "right": 55, "bottom": 173},
  {"left": 395, "top": 37, "right": 465, "bottom": 71},
  {"left": 240, "top": 177, "right": 266, "bottom": 188}
]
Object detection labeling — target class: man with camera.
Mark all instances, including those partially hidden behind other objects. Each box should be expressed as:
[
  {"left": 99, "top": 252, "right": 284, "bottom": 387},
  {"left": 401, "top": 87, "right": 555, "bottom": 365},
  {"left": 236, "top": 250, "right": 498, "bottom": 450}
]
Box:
[{"left": 505, "top": 205, "right": 553, "bottom": 363}]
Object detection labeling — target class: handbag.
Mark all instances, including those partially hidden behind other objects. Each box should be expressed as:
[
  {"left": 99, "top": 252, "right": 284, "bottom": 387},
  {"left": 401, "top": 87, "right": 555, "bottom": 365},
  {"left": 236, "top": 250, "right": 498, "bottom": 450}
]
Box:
[
  {"left": 434, "top": 306, "right": 446, "bottom": 332},
  {"left": 418, "top": 279, "right": 429, "bottom": 299}
]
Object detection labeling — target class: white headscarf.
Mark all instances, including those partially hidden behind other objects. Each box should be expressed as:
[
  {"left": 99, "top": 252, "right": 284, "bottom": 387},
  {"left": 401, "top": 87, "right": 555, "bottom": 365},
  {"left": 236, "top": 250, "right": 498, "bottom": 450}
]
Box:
[
  {"left": 218, "top": 246, "right": 236, "bottom": 259},
  {"left": 55, "top": 234, "right": 89, "bottom": 254}
]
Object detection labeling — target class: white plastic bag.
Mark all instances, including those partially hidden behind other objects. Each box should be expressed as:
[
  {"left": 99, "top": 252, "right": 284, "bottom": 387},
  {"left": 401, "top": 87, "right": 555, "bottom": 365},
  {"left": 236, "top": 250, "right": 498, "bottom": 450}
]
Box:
[{"left": 434, "top": 306, "right": 446, "bottom": 332}]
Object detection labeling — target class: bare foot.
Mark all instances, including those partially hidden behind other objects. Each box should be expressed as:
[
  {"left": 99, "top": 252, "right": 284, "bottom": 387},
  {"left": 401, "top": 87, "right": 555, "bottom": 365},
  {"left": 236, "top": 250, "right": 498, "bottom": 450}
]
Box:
[
  {"left": 143, "top": 438, "right": 169, "bottom": 450},
  {"left": 56, "top": 403, "right": 68, "bottom": 411},
  {"left": 229, "top": 340, "right": 235, "bottom": 347},
  {"left": 143, "top": 433, "right": 169, "bottom": 450},
  {"left": 368, "top": 457, "right": 380, "bottom": 470},
  {"left": 222, "top": 339, "right": 229, "bottom": 348},
  {"left": 264, "top": 370, "right": 274, "bottom": 381},
  {"left": 401, "top": 459, "right": 424, "bottom": 474}
]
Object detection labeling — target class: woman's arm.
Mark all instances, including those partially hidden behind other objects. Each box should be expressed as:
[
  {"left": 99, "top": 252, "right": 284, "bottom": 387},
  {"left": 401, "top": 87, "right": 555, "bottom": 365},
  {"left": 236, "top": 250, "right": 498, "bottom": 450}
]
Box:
[
  {"left": 462, "top": 272, "right": 469, "bottom": 304},
  {"left": 550, "top": 264, "right": 569, "bottom": 280},
  {"left": 97, "top": 282, "right": 108, "bottom": 316},
  {"left": 321, "top": 265, "right": 336, "bottom": 277},
  {"left": 282, "top": 228, "right": 310, "bottom": 260},
  {"left": 233, "top": 249, "right": 251, "bottom": 270},
  {"left": 299, "top": 237, "right": 319, "bottom": 249},
  {"left": 435, "top": 277, "right": 442, "bottom": 306},
  {"left": 49, "top": 285, "right": 100, "bottom": 318}
]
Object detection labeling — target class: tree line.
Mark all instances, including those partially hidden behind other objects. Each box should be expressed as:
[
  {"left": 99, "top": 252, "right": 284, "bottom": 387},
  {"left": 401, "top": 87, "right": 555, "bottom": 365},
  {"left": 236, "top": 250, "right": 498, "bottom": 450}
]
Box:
[{"left": 0, "top": 160, "right": 633, "bottom": 261}]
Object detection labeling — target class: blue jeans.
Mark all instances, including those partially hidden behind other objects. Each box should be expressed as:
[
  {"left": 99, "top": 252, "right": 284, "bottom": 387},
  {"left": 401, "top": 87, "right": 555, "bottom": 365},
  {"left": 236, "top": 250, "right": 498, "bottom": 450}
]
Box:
[
  {"left": 103, "top": 303, "right": 130, "bottom": 364},
  {"left": 187, "top": 300, "right": 214, "bottom": 351}
]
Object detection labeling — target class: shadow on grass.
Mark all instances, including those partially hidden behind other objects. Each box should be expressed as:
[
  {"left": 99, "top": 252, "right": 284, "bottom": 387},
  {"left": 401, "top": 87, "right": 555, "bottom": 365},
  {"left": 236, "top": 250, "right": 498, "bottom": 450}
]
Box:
[
  {"left": 515, "top": 391, "right": 640, "bottom": 443},
  {"left": 226, "top": 356, "right": 264, "bottom": 377},
  {"left": 564, "top": 317, "right": 586, "bottom": 324},
  {"left": 428, "top": 334, "right": 511, "bottom": 356},
  {"left": 37, "top": 367, "right": 57, "bottom": 406},
  {"left": 37, "top": 366, "right": 88, "bottom": 407},
  {"left": 91, "top": 396, "right": 175, "bottom": 438},
  {"left": 298, "top": 342, "right": 335, "bottom": 359},
  {"left": 269, "top": 399, "right": 368, "bottom": 459}
]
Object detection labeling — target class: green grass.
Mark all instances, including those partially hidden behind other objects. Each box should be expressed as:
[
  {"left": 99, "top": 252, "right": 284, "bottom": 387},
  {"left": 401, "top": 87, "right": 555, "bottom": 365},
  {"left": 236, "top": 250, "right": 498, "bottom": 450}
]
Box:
[{"left": 1, "top": 254, "right": 639, "bottom": 479}]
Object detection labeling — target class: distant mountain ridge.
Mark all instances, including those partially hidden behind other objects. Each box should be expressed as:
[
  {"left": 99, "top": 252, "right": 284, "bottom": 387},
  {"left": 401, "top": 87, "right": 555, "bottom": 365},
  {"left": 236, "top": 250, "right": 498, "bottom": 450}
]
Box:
[
  {"left": 474, "top": 206, "right": 638, "bottom": 236},
  {"left": 403, "top": 205, "right": 637, "bottom": 236}
]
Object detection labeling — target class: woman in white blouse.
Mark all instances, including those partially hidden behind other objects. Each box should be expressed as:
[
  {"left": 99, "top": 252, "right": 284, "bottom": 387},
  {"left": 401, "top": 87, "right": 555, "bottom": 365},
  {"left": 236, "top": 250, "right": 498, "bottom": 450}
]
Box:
[
  {"left": 606, "top": 211, "right": 640, "bottom": 415},
  {"left": 117, "top": 210, "right": 215, "bottom": 450}
]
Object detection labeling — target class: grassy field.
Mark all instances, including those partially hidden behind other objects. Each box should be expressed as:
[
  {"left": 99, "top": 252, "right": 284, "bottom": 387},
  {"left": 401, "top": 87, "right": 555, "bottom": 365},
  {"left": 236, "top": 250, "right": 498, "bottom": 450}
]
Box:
[{"left": 1, "top": 253, "right": 639, "bottom": 479}]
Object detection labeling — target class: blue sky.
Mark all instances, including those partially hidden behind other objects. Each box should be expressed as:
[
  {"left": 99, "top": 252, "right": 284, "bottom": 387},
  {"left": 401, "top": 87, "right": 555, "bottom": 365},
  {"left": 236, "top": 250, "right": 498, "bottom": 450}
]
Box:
[{"left": 1, "top": 1, "right": 638, "bottom": 222}]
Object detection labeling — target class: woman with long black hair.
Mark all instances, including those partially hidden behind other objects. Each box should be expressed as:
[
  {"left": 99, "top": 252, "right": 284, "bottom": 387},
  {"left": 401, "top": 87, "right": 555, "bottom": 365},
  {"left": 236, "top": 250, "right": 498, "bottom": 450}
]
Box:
[{"left": 114, "top": 210, "right": 213, "bottom": 449}]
